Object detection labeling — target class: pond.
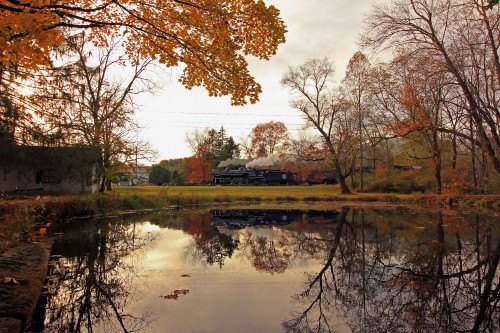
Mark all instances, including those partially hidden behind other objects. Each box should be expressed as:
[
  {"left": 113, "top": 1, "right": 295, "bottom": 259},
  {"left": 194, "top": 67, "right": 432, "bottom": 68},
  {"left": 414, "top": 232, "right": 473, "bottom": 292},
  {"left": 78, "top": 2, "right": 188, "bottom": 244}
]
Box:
[{"left": 28, "top": 206, "right": 500, "bottom": 333}]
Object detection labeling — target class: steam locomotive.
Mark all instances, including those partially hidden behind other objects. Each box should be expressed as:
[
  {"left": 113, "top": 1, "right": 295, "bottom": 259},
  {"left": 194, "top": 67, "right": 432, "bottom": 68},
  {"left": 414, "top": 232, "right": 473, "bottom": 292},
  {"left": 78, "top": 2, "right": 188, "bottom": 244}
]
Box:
[{"left": 210, "top": 168, "right": 297, "bottom": 185}]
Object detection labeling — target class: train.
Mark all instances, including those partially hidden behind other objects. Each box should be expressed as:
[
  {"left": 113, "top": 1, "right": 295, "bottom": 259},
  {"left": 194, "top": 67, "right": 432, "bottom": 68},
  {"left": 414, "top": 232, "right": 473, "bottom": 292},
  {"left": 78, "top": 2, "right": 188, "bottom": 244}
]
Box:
[
  {"left": 210, "top": 168, "right": 297, "bottom": 185},
  {"left": 210, "top": 168, "right": 339, "bottom": 185}
]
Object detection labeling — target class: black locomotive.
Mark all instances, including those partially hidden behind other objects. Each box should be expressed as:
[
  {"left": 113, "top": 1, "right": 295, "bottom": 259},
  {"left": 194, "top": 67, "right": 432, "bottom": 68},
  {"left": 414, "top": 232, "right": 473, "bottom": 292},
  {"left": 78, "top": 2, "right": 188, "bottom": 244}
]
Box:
[{"left": 210, "top": 168, "right": 296, "bottom": 185}]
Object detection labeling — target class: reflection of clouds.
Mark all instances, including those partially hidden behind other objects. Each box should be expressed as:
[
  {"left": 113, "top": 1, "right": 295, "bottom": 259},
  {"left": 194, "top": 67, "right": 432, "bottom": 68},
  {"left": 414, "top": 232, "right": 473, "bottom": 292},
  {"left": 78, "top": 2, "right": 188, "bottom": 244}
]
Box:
[{"left": 136, "top": 222, "right": 161, "bottom": 233}]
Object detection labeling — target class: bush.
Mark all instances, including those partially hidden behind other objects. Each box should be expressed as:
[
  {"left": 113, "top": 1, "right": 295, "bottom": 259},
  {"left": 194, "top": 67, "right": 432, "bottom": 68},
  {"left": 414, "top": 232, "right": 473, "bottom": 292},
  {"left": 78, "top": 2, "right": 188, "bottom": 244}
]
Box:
[{"left": 367, "top": 172, "right": 427, "bottom": 194}]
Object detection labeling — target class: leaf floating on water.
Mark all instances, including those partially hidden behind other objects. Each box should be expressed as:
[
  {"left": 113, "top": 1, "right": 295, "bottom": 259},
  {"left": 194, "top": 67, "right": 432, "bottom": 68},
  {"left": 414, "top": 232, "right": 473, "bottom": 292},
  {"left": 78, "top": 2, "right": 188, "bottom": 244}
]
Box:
[
  {"left": 160, "top": 289, "right": 190, "bottom": 300},
  {"left": 0, "top": 277, "right": 20, "bottom": 284},
  {"left": 174, "top": 289, "right": 190, "bottom": 295},
  {"left": 180, "top": 274, "right": 190, "bottom": 277}
]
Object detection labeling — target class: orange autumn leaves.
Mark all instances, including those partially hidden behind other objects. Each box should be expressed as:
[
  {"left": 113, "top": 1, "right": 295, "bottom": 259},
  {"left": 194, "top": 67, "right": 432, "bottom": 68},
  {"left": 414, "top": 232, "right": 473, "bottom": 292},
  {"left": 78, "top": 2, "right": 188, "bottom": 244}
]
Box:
[
  {"left": 160, "top": 289, "right": 190, "bottom": 300},
  {"left": 0, "top": 0, "right": 63, "bottom": 69},
  {"left": 249, "top": 121, "right": 290, "bottom": 158},
  {"left": 386, "top": 84, "right": 429, "bottom": 137},
  {"left": 0, "top": 0, "right": 286, "bottom": 105},
  {"left": 160, "top": 274, "right": 191, "bottom": 300}
]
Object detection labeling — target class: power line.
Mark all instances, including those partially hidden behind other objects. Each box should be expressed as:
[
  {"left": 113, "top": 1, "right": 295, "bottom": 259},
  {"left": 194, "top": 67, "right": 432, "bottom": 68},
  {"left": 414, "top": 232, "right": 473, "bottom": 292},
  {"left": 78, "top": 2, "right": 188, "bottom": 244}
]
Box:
[
  {"left": 146, "top": 124, "right": 308, "bottom": 131},
  {"left": 161, "top": 120, "right": 305, "bottom": 126},
  {"left": 140, "top": 111, "right": 301, "bottom": 117}
]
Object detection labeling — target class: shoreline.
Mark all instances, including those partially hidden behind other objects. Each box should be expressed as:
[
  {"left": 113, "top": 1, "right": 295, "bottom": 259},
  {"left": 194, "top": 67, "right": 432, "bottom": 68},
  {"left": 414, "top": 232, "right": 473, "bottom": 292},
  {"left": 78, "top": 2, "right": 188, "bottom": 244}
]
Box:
[{"left": 0, "top": 239, "right": 52, "bottom": 333}]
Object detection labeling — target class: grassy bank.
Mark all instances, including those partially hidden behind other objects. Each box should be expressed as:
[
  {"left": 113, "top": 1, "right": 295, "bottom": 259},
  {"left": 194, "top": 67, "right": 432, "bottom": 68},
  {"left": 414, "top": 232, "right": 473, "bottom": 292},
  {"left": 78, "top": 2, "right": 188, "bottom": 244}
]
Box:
[
  {"left": 113, "top": 185, "right": 500, "bottom": 209},
  {"left": 1, "top": 185, "right": 498, "bottom": 253}
]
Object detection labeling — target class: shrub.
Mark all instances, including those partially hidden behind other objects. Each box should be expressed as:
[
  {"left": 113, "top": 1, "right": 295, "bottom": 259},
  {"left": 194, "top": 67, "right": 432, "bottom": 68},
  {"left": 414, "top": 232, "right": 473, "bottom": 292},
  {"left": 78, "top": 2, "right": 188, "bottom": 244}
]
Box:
[{"left": 368, "top": 175, "right": 426, "bottom": 194}]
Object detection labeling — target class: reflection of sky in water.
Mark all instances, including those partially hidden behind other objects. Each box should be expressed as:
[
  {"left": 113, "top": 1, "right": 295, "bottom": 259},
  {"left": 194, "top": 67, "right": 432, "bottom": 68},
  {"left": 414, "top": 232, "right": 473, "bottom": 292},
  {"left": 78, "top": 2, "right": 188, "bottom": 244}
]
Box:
[{"left": 128, "top": 227, "right": 339, "bottom": 333}]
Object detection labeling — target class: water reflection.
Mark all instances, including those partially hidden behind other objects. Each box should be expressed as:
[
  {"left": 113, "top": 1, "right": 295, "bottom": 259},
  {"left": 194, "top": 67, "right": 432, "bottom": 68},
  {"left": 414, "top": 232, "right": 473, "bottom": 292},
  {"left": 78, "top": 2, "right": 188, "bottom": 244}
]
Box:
[
  {"left": 183, "top": 211, "right": 239, "bottom": 268},
  {"left": 282, "top": 209, "right": 500, "bottom": 333},
  {"left": 30, "top": 219, "right": 157, "bottom": 332},
  {"left": 31, "top": 207, "right": 499, "bottom": 333}
]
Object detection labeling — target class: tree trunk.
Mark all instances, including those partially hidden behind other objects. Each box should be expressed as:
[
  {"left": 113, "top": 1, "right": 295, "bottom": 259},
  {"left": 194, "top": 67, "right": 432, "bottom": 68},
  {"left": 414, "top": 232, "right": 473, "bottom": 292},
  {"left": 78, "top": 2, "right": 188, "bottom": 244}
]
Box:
[
  {"left": 432, "top": 133, "right": 442, "bottom": 194},
  {"left": 470, "top": 117, "right": 478, "bottom": 187},
  {"left": 337, "top": 173, "right": 351, "bottom": 194},
  {"left": 451, "top": 134, "right": 457, "bottom": 170},
  {"left": 333, "top": 157, "right": 351, "bottom": 194},
  {"left": 99, "top": 176, "right": 106, "bottom": 193},
  {"left": 359, "top": 112, "right": 364, "bottom": 191}
]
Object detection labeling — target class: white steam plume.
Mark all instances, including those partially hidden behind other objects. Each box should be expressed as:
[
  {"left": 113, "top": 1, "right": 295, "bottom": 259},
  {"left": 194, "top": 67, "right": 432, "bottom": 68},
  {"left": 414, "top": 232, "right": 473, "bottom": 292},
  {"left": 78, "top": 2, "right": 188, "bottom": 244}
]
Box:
[{"left": 245, "top": 156, "right": 278, "bottom": 168}]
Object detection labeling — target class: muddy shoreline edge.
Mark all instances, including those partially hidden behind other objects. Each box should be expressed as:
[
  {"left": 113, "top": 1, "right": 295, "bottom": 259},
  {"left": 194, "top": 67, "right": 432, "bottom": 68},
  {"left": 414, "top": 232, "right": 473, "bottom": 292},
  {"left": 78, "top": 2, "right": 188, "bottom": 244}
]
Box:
[{"left": 0, "top": 240, "right": 52, "bottom": 333}]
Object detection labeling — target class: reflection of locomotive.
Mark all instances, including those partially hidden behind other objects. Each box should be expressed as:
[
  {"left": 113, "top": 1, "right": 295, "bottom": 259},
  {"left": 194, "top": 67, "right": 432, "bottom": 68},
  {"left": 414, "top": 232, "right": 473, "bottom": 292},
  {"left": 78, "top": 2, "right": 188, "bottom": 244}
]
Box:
[
  {"left": 210, "top": 169, "right": 297, "bottom": 185},
  {"left": 210, "top": 209, "right": 340, "bottom": 228}
]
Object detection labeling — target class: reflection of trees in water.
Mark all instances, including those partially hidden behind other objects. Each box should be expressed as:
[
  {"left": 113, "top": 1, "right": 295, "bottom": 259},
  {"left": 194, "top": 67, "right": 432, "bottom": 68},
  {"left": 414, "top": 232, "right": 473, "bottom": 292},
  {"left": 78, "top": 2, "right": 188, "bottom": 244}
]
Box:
[
  {"left": 183, "top": 212, "right": 239, "bottom": 268},
  {"left": 183, "top": 210, "right": 342, "bottom": 273},
  {"left": 283, "top": 209, "right": 500, "bottom": 333},
  {"left": 236, "top": 218, "right": 339, "bottom": 275},
  {"left": 238, "top": 232, "right": 294, "bottom": 274},
  {"left": 183, "top": 210, "right": 340, "bottom": 273},
  {"left": 38, "top": 220, "right": 156, "bottom": 333},
  {"left": 142, "top": 208, "right": 498, "bottom": 332}
]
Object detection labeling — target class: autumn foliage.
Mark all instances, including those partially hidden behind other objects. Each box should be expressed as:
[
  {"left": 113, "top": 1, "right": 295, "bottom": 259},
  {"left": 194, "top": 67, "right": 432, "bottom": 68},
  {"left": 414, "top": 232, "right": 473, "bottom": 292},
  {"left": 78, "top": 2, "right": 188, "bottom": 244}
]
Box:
[
  {"left": 187, "top": 156, "right": 212, "bottom": 185},
  {"left": 0, "top": 0, "right": 286, "bottom": 105},
  {"left": 248, "top": 121, "right": 290, "bottom": 158}
]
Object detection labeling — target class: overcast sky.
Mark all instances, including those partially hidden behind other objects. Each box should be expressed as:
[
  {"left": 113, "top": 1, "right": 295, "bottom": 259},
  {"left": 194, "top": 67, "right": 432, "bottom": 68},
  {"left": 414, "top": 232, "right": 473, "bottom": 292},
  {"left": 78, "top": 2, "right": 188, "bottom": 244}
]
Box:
[{"left": 135, "top": 0, "right": 380, "bottom": 162}]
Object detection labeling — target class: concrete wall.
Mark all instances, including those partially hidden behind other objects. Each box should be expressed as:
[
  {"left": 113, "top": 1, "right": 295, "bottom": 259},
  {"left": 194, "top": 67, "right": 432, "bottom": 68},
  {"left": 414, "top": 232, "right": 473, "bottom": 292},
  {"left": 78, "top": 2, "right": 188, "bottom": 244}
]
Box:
[{"left": 0, "top": 144, "right": 100, "bottom": 194}]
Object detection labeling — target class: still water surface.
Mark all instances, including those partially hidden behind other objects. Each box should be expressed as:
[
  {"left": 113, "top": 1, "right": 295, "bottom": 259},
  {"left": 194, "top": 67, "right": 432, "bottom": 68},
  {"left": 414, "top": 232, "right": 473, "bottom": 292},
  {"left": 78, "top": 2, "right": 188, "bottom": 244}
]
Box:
[{"left": 30, "top": 206, "right": 500, "bottom": 333}]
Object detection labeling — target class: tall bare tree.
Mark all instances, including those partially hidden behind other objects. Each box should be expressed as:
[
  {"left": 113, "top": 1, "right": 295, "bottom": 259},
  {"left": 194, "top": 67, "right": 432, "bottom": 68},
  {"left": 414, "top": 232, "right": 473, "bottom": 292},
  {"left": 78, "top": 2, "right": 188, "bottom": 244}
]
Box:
[
  {"left": 341, "top": 52, "right": 374, "bottom": 190},
  {"left": 281, "top": 58, "right": 355, "bottom": 194},
  {"left": 30, "top": 33, "right": 157, "bottom": 192}
]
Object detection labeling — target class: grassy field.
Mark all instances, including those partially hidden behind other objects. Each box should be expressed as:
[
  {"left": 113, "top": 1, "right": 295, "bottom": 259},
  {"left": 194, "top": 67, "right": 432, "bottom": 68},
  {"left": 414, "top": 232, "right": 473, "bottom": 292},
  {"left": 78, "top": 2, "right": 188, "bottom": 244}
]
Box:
[
  {"left": 113, "top": 184, "right": 347, "bottom": 202},
  {"left": 111, "top": 185, "right": 499, "bottom": 210}
]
